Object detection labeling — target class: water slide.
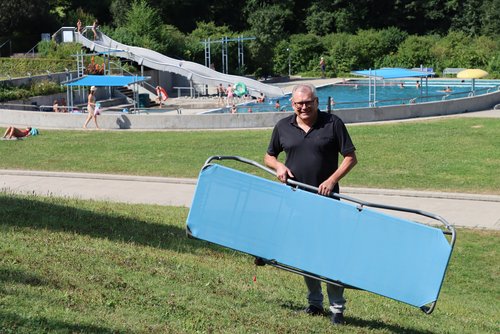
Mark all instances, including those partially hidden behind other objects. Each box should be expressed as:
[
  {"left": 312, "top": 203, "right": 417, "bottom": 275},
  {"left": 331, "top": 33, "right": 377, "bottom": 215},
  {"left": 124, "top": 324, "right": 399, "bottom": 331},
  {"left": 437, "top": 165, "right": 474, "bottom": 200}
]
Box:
[{"left": 74, "top": 28, "right": 284, "bottom": 98}]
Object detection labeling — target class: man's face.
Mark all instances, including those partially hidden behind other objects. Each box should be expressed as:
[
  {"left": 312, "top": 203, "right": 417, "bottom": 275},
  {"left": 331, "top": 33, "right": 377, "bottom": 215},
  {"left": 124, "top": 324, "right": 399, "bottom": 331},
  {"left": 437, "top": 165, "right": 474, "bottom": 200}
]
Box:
[{"left": 292, "top": 89, "right": 318, "bottom": 123}]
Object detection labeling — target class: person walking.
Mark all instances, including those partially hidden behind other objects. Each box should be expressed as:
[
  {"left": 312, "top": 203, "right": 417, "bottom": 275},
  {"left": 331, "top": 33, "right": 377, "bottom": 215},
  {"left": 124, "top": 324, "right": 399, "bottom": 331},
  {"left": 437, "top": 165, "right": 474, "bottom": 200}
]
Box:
[
  {"left": 319, "top": 57, "right": 326, "bottom": 78},
  {"left": 83, "top": 86, "right": 99, "bottom": 129},
  {"left": 264, "top": 83, "right": 357, "bottom": 326}
]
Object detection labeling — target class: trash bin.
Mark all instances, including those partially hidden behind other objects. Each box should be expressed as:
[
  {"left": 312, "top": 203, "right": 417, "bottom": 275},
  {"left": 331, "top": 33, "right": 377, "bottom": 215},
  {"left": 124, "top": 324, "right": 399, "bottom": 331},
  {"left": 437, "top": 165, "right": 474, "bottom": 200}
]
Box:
[{"left": 138, "top": 93, "right": 150, "bottom": 108}]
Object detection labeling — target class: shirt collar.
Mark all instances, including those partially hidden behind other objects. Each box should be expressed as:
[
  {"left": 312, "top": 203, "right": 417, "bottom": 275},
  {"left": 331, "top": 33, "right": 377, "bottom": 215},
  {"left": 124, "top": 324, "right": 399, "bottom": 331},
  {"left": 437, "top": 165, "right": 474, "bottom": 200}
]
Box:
[{"left": 291, "top": 110, "right": 323, "bottom": 128}]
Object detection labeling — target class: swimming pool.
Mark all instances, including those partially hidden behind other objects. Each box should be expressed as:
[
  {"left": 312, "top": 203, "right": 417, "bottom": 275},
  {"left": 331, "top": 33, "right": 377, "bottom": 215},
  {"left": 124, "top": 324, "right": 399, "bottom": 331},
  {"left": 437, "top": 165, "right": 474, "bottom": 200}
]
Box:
[{"left": 211, "top": 79, "right": 500, "bottom": 113}]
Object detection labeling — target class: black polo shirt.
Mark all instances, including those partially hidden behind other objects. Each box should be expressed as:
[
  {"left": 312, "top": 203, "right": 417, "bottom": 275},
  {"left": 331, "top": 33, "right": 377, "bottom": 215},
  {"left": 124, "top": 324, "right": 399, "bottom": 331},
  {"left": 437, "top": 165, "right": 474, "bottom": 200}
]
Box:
[{"left": 267, "top": 111, "right": 356, "bottom": 192}]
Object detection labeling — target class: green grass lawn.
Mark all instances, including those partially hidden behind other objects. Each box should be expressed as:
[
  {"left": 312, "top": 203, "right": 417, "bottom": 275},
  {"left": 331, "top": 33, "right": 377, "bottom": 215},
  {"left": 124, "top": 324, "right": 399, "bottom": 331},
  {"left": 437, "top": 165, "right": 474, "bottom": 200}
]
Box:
[
  {"left": 1, "top": 194, "right": 498, "bottom": 333},
  {"left": 1, "top": 117, "right": 499, "bottom": 194},
  {"left": 1, "top": 117, "right": 499, "bottom": 332}
]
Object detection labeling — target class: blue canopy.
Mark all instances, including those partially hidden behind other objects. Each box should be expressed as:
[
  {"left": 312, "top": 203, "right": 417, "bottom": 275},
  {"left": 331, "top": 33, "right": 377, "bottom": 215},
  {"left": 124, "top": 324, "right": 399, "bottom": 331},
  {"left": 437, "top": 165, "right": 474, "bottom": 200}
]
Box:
[
  {"left": 351, "top": 68, "right": 435, "bottom": 79},
  {"left": 64, "top": 75, "right": 148, "bottom": 87}
]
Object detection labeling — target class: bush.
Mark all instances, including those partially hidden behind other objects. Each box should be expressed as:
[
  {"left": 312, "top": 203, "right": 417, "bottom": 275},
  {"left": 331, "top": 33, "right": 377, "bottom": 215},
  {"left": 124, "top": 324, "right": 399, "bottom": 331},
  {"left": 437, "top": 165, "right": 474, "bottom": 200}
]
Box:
[
  {"left": 37, "top": 41, "right": 83, "bottom": 60},
  {"left": 0, "top": 58, "right": 75, "bottom": 79},
  {"left": 31, "top": 80, "right": 64, "bottom": 96},
  {"left": 278, "top": 34, "right": 325, "bottom": 75},
  {"left": 0, "top": 80, "right": 63, "bottom": 102}
]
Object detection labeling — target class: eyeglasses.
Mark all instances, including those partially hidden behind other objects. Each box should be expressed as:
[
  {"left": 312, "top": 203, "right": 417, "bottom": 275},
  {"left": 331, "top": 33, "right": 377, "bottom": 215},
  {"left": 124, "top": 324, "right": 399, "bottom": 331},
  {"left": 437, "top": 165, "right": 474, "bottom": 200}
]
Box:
[{"left": 292, "top": 99, "right": 316, "bottom": 108}]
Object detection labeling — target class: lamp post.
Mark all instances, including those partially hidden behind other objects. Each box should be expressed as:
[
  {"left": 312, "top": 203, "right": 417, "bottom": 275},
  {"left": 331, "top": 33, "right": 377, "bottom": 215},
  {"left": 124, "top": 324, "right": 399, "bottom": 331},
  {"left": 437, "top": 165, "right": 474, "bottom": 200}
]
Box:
[{"left": 286, "top": 48, "right": 291, "bottom": 77}]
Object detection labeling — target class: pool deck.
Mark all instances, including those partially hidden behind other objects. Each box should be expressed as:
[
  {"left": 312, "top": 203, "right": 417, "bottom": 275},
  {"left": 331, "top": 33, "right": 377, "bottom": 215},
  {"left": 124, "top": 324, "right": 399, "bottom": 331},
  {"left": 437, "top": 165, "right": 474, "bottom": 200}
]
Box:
[{"left": 156, "top": 78, "right": 346, "bottom": 115}]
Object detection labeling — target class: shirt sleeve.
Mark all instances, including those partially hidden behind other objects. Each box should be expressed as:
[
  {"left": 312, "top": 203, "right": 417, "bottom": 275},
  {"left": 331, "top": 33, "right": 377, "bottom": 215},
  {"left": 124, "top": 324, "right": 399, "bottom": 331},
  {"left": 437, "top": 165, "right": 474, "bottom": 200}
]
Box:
[
  {"left": 267, "top": 125, "right": 282, "bottom": 157},
  {"left": 334, "top": 119, "right": 356, "bottom": 156}
]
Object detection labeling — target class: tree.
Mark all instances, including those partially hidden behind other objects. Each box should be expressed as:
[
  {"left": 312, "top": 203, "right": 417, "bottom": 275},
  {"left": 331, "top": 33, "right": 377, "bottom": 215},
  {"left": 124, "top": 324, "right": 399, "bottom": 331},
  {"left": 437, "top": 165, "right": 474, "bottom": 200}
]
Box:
[
  {"left": 480, "top": 0, "right": 500, "bottom": 37},
  {"left": 450, "top": 0, "right": 483, "bottom": 36},
  {"left": 304, "top": 1, "right": 336, "bottom": 35},
  {"left": 246, "top": 3, "right": 293, "bottom": 76},
  {"left": 111, "top": 0, "right": 162, "bottom": 52},
  {"left": 109, "top": 0, "right": 129, "bottom": 27},
  {"left": 188, "top": 22, "right": 235, "bottom": 69},
  {"left": 289, "top": 34, "right": 325, "bottom": 72},
  {"left": 390, "top": 35, "right": 440, "bottom": 69},
  {"left": 0, "top": 0, "right": 52, "bottom": 35}
]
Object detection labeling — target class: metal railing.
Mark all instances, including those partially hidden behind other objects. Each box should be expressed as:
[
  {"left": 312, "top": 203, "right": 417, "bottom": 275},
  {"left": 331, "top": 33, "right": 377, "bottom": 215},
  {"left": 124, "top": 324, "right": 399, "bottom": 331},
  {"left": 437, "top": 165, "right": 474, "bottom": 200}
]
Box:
[{"left": 0, "top": 39, "right": 12, "bottom": 57}]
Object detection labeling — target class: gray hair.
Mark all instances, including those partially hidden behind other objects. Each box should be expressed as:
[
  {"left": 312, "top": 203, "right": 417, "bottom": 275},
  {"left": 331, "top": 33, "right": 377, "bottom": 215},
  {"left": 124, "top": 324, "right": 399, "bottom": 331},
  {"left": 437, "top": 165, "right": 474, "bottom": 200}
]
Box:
[{"left": 291, "top": 84, "right": 317, "bottom": 99}]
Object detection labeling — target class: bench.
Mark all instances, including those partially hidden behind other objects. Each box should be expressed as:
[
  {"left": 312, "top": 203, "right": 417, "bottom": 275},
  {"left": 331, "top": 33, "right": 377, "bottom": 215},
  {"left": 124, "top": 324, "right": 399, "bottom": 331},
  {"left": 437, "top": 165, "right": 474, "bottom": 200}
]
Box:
[{"left": 173, "top": 86, "right": 197, "bottom": 98}]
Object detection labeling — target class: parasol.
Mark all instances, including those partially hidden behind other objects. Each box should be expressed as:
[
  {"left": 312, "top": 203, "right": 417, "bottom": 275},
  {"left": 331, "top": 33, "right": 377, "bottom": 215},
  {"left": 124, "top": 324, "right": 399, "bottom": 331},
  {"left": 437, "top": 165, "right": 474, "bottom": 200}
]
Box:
[{"left": 456, "top": 69, "right": 488, "bottom": 94}]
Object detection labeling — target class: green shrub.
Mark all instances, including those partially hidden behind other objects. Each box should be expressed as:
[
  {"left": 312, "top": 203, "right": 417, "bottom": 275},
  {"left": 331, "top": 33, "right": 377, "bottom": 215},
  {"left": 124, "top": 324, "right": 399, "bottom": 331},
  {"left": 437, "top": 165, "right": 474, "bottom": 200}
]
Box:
[
  {"left": 31, "top": 80, "right": 64, "bottom": 96},
  {"left": 0, "top": 80, "right": 63, "bottom": 102},
  {"left": 0, "top": 84, "right": 31, "bottom": 102},
  {"left": 0, "top": 58, "right": 75, "bottom": 78},
  {"left": 37, "top": 41, "right": 83, "bottom": 60}
]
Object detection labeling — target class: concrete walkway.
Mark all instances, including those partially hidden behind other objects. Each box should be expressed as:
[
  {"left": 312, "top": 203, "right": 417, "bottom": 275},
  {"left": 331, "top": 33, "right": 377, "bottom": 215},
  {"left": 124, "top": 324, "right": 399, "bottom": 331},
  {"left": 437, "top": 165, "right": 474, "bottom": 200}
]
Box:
[{"left": 1, "top": 169, "right": 498, "bottom": 230}]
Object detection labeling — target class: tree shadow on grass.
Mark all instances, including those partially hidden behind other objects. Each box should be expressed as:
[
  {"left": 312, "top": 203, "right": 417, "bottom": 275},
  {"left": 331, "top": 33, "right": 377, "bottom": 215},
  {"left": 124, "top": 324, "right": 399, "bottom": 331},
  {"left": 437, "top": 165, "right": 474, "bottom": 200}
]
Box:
[
  {"left": 0, "top": 311, "right": 121, "bottom": 334},
  {"left": 0, "top": 267, "right": 48, "bottom": 288},
  {"left": 279, "top": 301, "right": 434, "bottom": 334},
  {"left": 0, "top": 194, "right": 223, "bottom": 255},
  {"left": 345, "top": 316, "right": 434, "bottom": 334}
]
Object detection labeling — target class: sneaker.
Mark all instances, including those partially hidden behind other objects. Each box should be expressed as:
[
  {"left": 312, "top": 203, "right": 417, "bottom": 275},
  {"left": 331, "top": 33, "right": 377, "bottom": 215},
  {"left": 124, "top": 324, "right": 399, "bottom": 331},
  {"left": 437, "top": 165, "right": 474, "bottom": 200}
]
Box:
[
  {"left": 331, "top": 312, "right": 345, "bottom": 325},
  {"left": 304, "top": 305, "right": 324, "bottom": 316},
  {"left": 254, "top": 257, "right": 266, "bottom": 266}
]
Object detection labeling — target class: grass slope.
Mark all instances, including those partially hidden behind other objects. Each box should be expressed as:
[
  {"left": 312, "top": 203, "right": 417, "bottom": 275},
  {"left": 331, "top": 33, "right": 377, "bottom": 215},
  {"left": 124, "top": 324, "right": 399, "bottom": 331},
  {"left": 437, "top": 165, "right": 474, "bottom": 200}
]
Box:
[{"left": 1, "top": 194, "right": 499, "bottom": 333}]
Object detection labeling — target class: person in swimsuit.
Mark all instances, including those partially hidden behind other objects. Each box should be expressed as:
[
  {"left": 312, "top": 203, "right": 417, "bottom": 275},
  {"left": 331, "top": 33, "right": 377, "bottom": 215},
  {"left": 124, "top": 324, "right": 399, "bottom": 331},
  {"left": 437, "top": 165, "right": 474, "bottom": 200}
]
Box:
[
  {"left": 156, "top": 86, "right": 168, "bottom": 107},
  {"left": 217, "top": 84, "right": 225, "bottom": 104},
  {"left": 2, "top": 126, "right": 32, "bottom": 139},
  {"left": 83, "top": 86, "right": 99, "bottom": 129},
  {"left": 226, "top": 84, "right": 234, "bottom": 105},
  {"left": 92, "top": 19, "right": 99, "bottom": 40},
  {"left": 275, "top": 100, "right": 281, "bottom": 110},
  {"left": 230, "top": 104, "right": 237, "bottom": 114},
  {"left": 76, "top": 19, "right": 82, "bottom": 33}
]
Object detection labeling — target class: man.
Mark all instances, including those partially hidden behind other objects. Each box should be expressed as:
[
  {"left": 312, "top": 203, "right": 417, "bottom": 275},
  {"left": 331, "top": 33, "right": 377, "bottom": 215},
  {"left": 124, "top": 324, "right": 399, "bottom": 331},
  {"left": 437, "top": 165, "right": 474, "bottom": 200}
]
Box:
[
  {"left": 319, "top": 57, "right": 326, "bottom": 78},
  {"left": 264, "top": 84, "right": 357, "bottom": 325},
  {"left": 217, "top": 83, "right": 225, "bottom": 104}
]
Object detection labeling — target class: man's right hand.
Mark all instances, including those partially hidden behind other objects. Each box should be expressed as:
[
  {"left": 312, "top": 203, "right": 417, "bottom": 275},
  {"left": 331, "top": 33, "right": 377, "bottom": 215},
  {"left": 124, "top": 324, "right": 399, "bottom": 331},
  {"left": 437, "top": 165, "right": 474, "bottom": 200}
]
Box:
[
  {"left": 264, "top": 153, "right": 294, "bottom": 183},
  {"left": 276, "top": 163, "right": 294, "bottom": 183}
]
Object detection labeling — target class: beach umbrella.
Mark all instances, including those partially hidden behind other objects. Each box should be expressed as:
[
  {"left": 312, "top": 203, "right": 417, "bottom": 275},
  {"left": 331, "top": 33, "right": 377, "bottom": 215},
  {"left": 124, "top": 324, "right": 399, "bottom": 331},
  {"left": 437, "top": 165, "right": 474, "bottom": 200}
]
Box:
[{"left": 457, "top": 69, "right": 488, "bottom": 94}]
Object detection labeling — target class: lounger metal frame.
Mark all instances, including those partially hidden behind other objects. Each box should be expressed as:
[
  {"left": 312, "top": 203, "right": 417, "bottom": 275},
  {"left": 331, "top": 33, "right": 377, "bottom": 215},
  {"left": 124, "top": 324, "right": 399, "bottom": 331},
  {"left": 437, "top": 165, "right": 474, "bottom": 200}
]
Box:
[{"left": 187, "top": 155, "right": 456, "bottom": 314}]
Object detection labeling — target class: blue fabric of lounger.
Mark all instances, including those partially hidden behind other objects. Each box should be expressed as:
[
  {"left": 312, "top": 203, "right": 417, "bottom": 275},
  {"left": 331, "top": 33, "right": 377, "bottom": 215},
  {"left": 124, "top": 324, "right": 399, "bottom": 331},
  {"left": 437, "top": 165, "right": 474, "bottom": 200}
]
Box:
[{"left": 186, "top": 164, "right": 453, "bottom": 310}]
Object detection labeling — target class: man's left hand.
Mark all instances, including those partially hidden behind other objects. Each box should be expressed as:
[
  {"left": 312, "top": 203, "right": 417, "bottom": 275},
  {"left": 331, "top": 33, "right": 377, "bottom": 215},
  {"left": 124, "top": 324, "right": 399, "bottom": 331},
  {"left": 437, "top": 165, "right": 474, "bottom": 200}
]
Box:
[{"left": 318, "top": 179, "right": 336, "bottom": 196}]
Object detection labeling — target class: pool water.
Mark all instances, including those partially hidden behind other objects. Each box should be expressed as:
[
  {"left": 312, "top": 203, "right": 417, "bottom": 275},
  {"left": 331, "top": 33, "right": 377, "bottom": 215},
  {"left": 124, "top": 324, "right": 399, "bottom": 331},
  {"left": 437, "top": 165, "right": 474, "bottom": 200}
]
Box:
[{"left": 220, "top": 79, "right": 500, "bottom": 113}]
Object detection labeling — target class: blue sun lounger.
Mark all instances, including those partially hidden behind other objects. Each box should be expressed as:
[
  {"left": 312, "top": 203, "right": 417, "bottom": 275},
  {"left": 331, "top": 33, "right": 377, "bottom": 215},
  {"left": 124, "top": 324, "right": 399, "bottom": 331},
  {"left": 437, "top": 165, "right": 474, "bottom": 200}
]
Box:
[{"left": 186, "top": 156, "right": 456, "bottom": 314}]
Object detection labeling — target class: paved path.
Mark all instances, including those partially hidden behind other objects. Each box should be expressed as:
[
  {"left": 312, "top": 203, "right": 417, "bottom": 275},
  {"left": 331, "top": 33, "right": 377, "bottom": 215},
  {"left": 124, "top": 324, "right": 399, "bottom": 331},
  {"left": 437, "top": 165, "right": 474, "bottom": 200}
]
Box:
[
  {"left": 1, "top": 169, "right": 498, "bottom": 230},
  {"left": 1, "top": 99, "right": 498, "bottom": 231}
]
